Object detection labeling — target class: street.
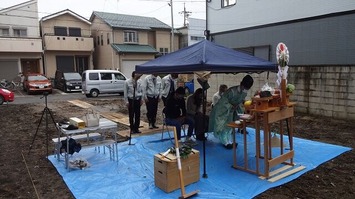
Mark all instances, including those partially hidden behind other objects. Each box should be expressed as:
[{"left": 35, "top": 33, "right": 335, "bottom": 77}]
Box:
[{"left": 11, "top": 89, "right": 122, "bottom": 104}]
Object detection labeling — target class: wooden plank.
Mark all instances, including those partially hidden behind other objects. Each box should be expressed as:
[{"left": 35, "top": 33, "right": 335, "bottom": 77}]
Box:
[
  {"left": 268, "top": 166, "right": 306, "bottom": 182},
  {"left": 100, "top": 112, "right": 118, "bottom": 120},
  {"left": 259, "top": 165, "right": 292, "bottom": 180},
  {"left": 68, "top": 100, "right": 93, "bottom": 109},
  {"left": 110, "top": 112, "right": 129, "bottom": 119},
  {"left": 268, "top": 106, "right": 294, "bottom": 124},
  {"left": 117, "top": 125, "right": 164, "bottom": 138},
  {"left": 269, "top": 150, "right": 294, "bottom": 168}
]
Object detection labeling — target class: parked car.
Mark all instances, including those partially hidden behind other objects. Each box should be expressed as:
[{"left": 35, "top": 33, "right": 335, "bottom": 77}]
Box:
[
  {"left": 54, "top": 70, "right": 82, "bottom": 92},
  {"left": 0, "top": 88, "right": 14, "bottom": 105},
  {"left": 23, "top": 73, "right": 52, "bottom": 94},
  {"left": 82, "top": 70, "right": 127, "bottom": 97}
]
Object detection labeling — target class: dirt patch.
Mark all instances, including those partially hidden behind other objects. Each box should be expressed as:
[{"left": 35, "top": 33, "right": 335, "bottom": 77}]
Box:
[{"left": 0, "top": 98, "right": 354, "bottom": 199}]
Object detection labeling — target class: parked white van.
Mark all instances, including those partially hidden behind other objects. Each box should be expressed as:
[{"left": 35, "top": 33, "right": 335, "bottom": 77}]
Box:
[{"left": 82, "top": 70, "right": 127, "bottom": 97}]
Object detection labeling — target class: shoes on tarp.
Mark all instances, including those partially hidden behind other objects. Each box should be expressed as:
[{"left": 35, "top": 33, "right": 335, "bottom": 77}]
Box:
[
  {"left": 224, "top": 143, "right": 237, "bottom": 149},
  {"left": 131, "top": 130, "right": 141, "bottom": 134},
  {"left": 184, "top": 137, "right": 197, "bottom": 146}
]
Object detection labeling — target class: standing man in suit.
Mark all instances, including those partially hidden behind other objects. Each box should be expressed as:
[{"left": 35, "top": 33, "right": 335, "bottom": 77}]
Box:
[
  {"left": 143, "top": 73, "right": 161, "bottom": 129},
  {"left": 124, "top": 71, "right": 143, "bottom": 134},
  {"left": 160, "top": 73, "right": 179, "bottom": 106}
]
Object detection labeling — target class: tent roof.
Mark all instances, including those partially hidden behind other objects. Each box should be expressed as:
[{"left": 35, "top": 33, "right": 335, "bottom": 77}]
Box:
[{"left": 135, "top": 40, "right": 277, "bottom": 74}]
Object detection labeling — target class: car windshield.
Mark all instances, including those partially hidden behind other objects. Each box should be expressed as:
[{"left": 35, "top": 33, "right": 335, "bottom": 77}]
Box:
[
  {"left": 28, "top": 75, "right": 48, "bottom": 81},
  {"left": 64, "top": 73, "right": 81, "bottom": 80}
]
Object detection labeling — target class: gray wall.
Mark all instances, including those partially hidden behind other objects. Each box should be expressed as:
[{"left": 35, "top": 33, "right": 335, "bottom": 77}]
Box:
[
  {"left": 212, "top": 12, "right": 355, "bottom": 65},
  {"left": 288, "top": 66, "right": 355, "bottom": 119}
]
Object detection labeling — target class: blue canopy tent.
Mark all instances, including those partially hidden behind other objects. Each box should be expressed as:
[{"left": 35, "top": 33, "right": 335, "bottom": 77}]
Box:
[
  {"left": 135, "top": 40, "right": 277, "bottom": 74},
  {"left": 135, "top": 39, "right": 278, "bottom": 180}
]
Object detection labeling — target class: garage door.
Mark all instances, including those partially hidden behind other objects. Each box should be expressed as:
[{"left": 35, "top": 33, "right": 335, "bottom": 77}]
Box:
[
  {"left": 0, "top": 60, "right": 19, "bottom": 80},
  {"left": 121, "top": 60, "right": 149, "bottom": 78}
]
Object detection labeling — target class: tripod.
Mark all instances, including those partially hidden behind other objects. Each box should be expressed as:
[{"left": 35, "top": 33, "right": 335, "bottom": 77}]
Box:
[{"left": 28, "top": 92, "right": 57, "bottom": 157}]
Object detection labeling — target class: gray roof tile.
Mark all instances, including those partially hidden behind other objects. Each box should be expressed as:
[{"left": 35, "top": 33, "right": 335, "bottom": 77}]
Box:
[{"left": 93, "top": 11, "right": 171, "bottom": 30}]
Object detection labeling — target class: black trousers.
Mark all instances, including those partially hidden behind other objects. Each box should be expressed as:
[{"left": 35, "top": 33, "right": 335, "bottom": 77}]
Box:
[
  {"left": 128, "top": 98, "right": 141, "bottom": 132},
  {"left": 146, "top": 96, "right": 158, "bottom": 125},
  {"left": 192, "top": 113, "right": 209, "bottom": 140}
]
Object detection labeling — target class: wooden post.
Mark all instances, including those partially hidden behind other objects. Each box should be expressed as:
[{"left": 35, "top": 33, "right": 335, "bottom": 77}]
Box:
[{"left": 281, "top": 79, "right": 287, "bottom": 106}]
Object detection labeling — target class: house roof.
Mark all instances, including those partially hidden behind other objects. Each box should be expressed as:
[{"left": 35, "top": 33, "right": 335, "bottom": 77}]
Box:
[
  {"left": 91, "top": 11, "right": 171, "bottom": 30},
  {"left": 41, "top": 9, "right": 91, "bottom": 25},
  {"left": 0, "top": 0, "right": 36, "bottom": 14},
  {"left": 111, "top": 44, "right": 158, "bottom": 54}
]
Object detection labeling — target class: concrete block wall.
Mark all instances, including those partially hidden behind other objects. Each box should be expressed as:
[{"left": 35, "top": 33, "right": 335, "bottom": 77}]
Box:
[
  {"left": 289, "top": 66, "right": 355, "bottom": 120},
  {"left": 195, "top": 66, "right": 355, "bottom": 120}
]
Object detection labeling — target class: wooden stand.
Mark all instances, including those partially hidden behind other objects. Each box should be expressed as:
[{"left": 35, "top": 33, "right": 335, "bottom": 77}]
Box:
[
  {"left": 227, "top": 120, "right": 255, "bottom": 174},
  {"left": 228, "top": 102, "right": 305, "bottom": 180},
  {"left": 254, "top": 103, "right": 296, "bottom": 178}
]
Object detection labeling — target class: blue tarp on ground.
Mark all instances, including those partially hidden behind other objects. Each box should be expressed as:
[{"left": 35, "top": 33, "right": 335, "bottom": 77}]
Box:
[
  {"left": 48, "top": 128, "right": 351, "bottom": 199},
  {"left": 135, "top": 40, "right": 277, "bottom": 74}
]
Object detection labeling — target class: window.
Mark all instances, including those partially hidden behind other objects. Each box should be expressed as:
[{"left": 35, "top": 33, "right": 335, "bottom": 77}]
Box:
[
  {"left": 69, "top": 27, "right": 81, "bottom": 37},
  {"left": 100, "top": 73, "right": 112, "bottom": 80},
  {"left": 97, "top": 36, "right": 100, "bottom": 45},
  {"left": 124, "top": 31, "right": 138, "bottom": 43},
  {"left": 89, "top": 73, "right": 99, "bottom": 80},
  {"left": 114, "top": 73, "right": 126, "bottom": 80},
  {"left": 54, "top": 26, "right": 67, "bottom": 36},
  {"left": 100, "top": 34, "right": 103, "bottom": 46},
  {"left": 0, "top": 28, "right": 10, "bottom": 36},
  {"left": 107, "top": 33, "right": 110, "bottom": 44},
  {"left": 13, "top": 28, "right": 27, "bottom": 37},
  {"left": 191, "top": 36, "right": 205, "bottom": 41},
  {"left": 222, "top": 0, "right": 236, "bottom": 7},
  {"left": 159, "top": 47, "right": 169, "bottom": 56}
]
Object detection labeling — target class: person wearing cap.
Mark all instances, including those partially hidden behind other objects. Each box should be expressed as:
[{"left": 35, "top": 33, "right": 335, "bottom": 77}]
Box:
[
  {"left": 124, "top": 71, "right": 143, "bottom": 134},
  {"left": 164, "top": 87, "right": 195, "bottom": 142},
  {"left": 143, "top": 73, "right": 161, "bottom": 129},
  {"left": 208, "top": 75, "right": 254, "bottom": 149},
  {"left": 160, "top": 73, "right": 179, "bottom": 106}
]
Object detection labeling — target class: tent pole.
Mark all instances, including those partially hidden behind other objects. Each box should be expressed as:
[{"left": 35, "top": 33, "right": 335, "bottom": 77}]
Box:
[{"left": 202, "top": 87, "right": 208, "bottom": 178}]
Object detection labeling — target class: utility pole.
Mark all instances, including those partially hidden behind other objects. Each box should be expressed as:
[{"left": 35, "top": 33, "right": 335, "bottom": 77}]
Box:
[
  {"left": 179, "top": 3, "right": 192, "bottom": 27},
  {"left": 170, "top": 0, "right": 174, "bottom": 52}
]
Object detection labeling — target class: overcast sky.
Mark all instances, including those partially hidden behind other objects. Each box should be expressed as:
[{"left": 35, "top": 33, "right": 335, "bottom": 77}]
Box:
[{"left": 1, "top": 0, "right": 206, "bottom": 28}]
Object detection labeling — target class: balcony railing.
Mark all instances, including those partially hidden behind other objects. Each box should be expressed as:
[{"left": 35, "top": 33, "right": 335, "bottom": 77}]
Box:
[
  {"left": 0, "top": 37, "right": 42, "bottom": 52},
  {"left": 43, "top": 35, "right": 93, "bottom": 51}
]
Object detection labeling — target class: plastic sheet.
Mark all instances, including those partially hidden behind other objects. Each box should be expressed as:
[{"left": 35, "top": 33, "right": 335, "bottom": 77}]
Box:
[{"left": 48, "top": 128, "right": 351, "bottom": 199}]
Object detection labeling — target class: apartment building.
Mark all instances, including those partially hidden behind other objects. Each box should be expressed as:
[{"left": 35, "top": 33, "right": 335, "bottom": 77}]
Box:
[{"left": 0, "top": 0, "right": 42, "bottom": 80}]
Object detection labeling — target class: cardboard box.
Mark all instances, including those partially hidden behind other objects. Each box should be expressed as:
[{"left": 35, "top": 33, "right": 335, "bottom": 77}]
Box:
[
  {"left": 154, "top": 149, "right": 200, "bottom": 193},
  {"left": 69, "top": 117, "right": 86, "bottom": 129}
]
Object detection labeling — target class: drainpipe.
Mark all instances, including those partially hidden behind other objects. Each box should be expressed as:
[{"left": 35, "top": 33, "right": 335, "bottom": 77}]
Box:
[
  {"left": 40, "top": 19, "right": 47, "bottom": 75},
  {"left": 112, "top": 29, "right": 115, "bottom": 70}
]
